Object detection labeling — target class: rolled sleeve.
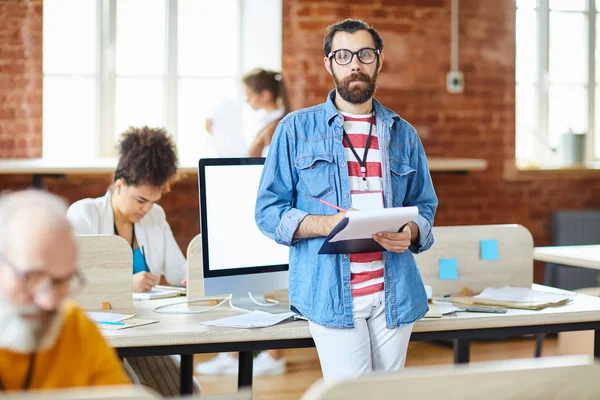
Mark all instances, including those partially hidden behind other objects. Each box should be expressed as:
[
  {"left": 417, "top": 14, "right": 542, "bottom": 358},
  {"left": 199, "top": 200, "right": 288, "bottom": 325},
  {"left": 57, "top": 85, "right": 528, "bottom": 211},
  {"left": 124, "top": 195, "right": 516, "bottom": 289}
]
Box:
[
  {"left": 411, "top": 212, "right": 433, "bottom": 253},
  {"left": 275, "top": 208, "right": 309, "bottom": 246}
]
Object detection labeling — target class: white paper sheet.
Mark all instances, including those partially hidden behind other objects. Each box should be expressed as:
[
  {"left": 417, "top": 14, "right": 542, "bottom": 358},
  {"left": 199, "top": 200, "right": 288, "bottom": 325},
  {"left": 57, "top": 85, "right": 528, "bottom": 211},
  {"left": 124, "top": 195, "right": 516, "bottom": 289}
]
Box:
[
  {"left": 474, "top": 286, "right": 575, "bottom": 304},
  {"left": 432, "top": 300, "right": 461, "bottom": 315},
  {"left": 329, "top": 206, "right": 419, "bottom": 242},
  {"left": 86, "top": 311, "right": 135, "bottom": 323},
  {"left": 132, "top": 287, "right": 183, "bottom": 300},
  {"left": 200, "top": 311, "right": 296, "bottom": 329}
]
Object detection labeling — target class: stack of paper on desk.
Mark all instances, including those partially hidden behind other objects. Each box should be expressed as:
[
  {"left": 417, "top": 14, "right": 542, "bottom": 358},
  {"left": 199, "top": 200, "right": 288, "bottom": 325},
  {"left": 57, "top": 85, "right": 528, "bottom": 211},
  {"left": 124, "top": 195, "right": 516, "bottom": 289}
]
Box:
[
  {"left": 201, "top": 311, "right": 296, "bottom": 328},
  {"left": 133, "top": 286, "right": 185, "bottom": 300},
  {"left": 464, "top": 286, "right": 576, "bottom": 310}
]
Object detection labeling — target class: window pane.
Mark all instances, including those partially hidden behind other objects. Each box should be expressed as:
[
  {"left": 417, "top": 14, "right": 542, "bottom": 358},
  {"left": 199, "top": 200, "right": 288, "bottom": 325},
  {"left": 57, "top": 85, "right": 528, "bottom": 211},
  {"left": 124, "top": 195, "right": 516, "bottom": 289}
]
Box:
[
  {"left": 548, "top": 85, "right": 588, "bottom": 149},
  {"left": 43, "top": 77, "right": 97, "bottom": 159},
  {"left": 516, "top": 84, "right": 538, "bottom": 162},
  {"left": 115, "top": 78, "right": 165, "bottom": 139},
  {"left": 43, "top": 0, "right": 96, "bottom": 74},
  {"left": 116, "top": 0, "right": 166, "bottom": 75},
  {"left": 177, "top": 79, "right": 238, "bottom": 164},
  {"left": 517, "top": 0, "right": 537, "bottom": 9},
  {"left": 549, "top": 12, "right": 588, "bottom": 84},
  {"left": 516, "top": 9, "right": 538, "bottom": 83},
  {"left": 550, "top": 0, "right": 587, "bottom": 11},
  {"left": 178, "top": 0, "right": 239, "bottom": 77}
]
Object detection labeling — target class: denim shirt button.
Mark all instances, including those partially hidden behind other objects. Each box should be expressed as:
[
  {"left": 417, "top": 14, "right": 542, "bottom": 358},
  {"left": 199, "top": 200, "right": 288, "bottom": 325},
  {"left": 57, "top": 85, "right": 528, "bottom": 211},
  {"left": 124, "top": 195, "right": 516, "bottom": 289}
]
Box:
[
  {"left": 341, "top": 162, "right": 346, "bottom": 167},
  {"left": 346, "top": 284, "right": 350, "bottom": 288},
  {"left": 344, "top": 254, "right": 348, "bottom": 258},
  {"left": 344, "top": 193, "right": 348, "bottom": 198}
]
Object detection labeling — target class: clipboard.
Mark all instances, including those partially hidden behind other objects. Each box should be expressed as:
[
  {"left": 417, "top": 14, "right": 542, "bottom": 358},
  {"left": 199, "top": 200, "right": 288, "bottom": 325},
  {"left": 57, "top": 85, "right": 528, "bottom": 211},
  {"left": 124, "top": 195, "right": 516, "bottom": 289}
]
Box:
[{"left": 318, "top": 206, "right": 419, "bottom": 254}]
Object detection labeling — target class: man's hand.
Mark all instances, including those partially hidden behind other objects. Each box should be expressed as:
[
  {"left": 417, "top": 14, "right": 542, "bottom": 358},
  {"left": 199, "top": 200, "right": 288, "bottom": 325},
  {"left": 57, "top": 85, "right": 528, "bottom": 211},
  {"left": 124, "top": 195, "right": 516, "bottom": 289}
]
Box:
[
  {"left": 133, "top": 272, "right": 159, "bottom": 292},
  {"left": 294, "top": 211, "right": 348, "bottom": 239},
  {"left": 372, "top": 223, "right": 412, "bottom": 253}
]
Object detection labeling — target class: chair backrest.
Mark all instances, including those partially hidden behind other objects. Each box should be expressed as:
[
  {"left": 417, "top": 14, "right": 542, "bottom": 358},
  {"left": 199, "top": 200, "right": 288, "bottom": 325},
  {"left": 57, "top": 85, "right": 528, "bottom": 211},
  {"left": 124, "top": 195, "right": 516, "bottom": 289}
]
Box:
[
  {"left": 72, "top": 235, "right": 132, "bottom": 310},
  {"left": 546, "top": 210, "right": 600, "bottom": 289},
  {"left": 300, "top": 356, "right": 600, "bottom": 400},
  {"left": 415, "top": 224, "right": 533, "bottom": 295},
  {"left": 186, "top": 233, "right": 204, "bottom": 298}
]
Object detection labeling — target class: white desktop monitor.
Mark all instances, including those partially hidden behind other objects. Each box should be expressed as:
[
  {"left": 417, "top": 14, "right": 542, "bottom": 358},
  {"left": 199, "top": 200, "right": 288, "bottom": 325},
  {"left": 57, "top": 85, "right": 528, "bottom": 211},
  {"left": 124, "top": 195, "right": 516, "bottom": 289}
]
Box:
[{"left": 198, "top": 158, "right": 290, "bottom": 313}]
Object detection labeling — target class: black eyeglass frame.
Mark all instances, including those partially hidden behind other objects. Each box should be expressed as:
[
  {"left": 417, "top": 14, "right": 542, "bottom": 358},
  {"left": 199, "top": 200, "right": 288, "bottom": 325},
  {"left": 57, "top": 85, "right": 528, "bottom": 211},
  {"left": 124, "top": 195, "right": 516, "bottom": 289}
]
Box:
[{"left": 327, "top": 47, "right": 381, "bottom": 66}]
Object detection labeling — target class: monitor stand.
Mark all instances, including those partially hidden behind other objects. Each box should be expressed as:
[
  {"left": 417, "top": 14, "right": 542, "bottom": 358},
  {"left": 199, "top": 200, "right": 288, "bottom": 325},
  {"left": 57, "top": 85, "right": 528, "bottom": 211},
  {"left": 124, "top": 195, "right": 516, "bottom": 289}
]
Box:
[{"left": 230, "top": 292, "right": 291, "bottom": 314}]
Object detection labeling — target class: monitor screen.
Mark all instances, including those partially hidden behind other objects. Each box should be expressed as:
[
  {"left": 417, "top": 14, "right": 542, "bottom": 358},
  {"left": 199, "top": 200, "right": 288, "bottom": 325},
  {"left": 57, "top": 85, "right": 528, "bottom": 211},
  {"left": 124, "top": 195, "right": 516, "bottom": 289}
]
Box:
[{"left": 198, "top": 158, "right": 289, "bottom": 281}]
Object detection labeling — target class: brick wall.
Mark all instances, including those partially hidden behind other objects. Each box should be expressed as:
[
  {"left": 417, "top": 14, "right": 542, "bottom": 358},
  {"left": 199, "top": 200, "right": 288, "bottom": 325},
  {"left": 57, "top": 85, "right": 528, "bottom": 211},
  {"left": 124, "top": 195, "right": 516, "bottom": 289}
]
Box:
[
  {"left": 2, "top": 0, "right": 600, "bottom": 282},
  {"left": 0, "top": 0, "right": 42, "bottom": 158}
]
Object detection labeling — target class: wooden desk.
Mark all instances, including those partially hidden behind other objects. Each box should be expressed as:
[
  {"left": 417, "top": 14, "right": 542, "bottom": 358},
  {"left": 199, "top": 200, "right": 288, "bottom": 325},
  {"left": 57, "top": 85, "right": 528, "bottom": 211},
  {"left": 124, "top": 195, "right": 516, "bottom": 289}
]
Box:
[
  {"left": 104, "top": 285, "right": 600, "bottom": 394},
  {"left": 533, "top": 245, "right": 600, "bottom": 270}
]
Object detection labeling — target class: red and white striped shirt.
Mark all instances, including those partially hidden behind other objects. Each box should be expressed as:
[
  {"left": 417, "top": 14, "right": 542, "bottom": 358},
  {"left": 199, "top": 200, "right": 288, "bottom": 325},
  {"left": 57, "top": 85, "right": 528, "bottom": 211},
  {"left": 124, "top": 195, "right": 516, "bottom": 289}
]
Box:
[{"left": 341, "top": 111, "right": 385, "bottom": 297}]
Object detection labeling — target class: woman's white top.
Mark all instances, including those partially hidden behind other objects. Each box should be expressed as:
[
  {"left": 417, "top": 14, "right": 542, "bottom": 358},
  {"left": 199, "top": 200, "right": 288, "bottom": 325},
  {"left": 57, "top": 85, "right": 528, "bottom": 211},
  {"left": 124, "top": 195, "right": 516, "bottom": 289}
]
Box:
[
  {"left": 66, "top": 191, "right": 187, "bottom": 285},
  {"left": 258, "top": 108, "right": 285, "bottom": 157}
]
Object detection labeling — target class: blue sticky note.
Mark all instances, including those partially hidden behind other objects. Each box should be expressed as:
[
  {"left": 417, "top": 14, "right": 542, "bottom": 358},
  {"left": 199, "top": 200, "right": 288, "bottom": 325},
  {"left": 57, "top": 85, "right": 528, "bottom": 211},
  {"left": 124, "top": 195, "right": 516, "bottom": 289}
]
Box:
[
  {"left": 480, "top": 239, "right": 499, "bottom": 260},
  {"left": 439, "top": 258, "right": 458, "bottom": 280}
]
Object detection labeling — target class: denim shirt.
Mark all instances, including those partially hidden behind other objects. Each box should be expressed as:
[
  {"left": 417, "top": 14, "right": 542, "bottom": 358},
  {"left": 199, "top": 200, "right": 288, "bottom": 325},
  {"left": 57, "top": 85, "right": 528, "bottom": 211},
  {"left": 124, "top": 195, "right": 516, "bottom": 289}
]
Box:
[{"left": 255, "top": 90, "right": 439, "bottom": 328}]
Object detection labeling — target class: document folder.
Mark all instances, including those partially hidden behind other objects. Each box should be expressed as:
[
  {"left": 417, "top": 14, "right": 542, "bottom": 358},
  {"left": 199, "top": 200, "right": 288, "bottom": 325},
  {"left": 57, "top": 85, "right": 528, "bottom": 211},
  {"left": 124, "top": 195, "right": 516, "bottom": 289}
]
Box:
[{"left": 318, "top": 206, "right": 419, "bottom": 254}]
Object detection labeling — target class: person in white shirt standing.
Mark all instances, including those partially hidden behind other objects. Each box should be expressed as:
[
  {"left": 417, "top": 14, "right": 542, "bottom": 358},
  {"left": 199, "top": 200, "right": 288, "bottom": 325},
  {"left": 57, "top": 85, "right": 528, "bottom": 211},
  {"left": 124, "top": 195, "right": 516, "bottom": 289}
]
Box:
[
  {"left": 66, "top": 126, "right": 199, "bottom": 396},
  {"left": 243, "top": 68, "right": 291, "bottom": 158}
]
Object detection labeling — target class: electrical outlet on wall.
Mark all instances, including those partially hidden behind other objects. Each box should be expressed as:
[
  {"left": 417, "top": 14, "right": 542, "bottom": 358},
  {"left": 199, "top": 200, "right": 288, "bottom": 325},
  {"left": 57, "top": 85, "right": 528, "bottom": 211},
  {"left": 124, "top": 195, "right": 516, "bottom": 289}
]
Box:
[{"left": 446, "top": 71, "right": 464, "bottom": 93}]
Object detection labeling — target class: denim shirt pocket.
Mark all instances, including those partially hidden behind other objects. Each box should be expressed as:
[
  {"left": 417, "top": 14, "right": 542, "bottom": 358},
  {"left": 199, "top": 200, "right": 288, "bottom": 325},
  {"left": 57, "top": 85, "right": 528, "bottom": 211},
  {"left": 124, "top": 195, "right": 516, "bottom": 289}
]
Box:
[
  {"left": 294, "top": 153, "right": 335, "bottom": 199},
  {"left": 390, "top": 158, "right": 416, "bottom": 207}
]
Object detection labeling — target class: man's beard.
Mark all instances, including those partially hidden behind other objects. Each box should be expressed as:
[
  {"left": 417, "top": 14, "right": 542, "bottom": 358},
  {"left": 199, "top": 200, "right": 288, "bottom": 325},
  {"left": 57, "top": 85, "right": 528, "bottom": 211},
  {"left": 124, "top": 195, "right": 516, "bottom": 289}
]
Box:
[
  {"left": 333, "top": 64, "right": 379, "bottom": 105},
  {"left": 0, "top": 298, "right": 64, "bottom": 353}
]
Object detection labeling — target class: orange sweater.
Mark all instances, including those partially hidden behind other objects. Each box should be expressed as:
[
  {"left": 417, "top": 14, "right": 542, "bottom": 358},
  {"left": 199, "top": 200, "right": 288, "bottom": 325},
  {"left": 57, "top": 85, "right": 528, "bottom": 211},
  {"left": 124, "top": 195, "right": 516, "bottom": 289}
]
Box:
[{"left": 0, "top": 302, "right": 130, "bottom": 390}]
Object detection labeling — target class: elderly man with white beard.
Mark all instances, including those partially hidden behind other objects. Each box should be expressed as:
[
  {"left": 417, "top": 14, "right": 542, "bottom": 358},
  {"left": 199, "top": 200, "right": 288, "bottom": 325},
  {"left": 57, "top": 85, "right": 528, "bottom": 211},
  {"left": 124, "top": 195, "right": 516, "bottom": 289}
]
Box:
[{"left": 0, "top": 190, "right": 129, "bottom": 392}]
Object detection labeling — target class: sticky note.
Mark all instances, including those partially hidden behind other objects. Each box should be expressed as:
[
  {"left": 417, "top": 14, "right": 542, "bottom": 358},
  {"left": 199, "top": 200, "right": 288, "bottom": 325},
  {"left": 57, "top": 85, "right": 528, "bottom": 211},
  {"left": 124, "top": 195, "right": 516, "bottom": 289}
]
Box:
[
  {"left": 480, "top": 239, "right": 499, "bottom": 260},
  {"left": 439, "top": 258, "right": 458, "bottom": 280}
]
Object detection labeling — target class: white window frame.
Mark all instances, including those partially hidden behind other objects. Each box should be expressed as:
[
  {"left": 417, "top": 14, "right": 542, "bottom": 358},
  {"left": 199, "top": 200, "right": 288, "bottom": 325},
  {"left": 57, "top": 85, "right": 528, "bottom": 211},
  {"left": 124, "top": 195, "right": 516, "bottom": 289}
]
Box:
[
  {"left": 516, "top": 0, "right": 598, "bottom": 165},
  {"left": 43, "top": 0, "right": 282, "bottom": 163}
]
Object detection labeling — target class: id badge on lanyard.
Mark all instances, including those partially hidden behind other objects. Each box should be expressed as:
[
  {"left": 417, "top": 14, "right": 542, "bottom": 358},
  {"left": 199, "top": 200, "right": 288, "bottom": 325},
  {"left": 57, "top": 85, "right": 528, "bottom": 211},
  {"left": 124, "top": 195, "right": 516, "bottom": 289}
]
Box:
[
  {"left": 351, "top": 190, "right": 384, "bottom": 210},
  {"left": 344, "top": 114, "right": 383, "bottom": 210}
]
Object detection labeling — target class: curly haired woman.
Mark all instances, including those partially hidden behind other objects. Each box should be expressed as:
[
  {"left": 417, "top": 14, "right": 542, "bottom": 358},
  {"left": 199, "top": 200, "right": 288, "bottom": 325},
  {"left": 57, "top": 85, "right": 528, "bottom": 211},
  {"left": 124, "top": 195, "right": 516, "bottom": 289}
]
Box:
[{"left": 67, "top": 126, "right": 198, "bottom": 396}]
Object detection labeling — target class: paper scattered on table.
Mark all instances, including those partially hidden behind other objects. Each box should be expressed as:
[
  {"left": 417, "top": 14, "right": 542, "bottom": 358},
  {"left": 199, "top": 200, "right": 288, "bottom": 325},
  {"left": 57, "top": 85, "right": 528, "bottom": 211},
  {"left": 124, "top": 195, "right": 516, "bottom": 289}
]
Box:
[
  {"left": 474, "top": 286, "right": 574, "bottom": 304},
  {"left": 424, "top": 285, "right": 433, "bottom": 301},
  {"left": 98, "top": 318, "right": 158, "bottom": 330},
  {"left": 200, "top": 311, "right": 296, "bottom": 328},
  {"left": 86, "top": 311, "right": 135, "bottom": 323},
  {"left": 432, "top": 300, "right": 461, "bottom": 315},
  {"left": 133, "top": 287, "right": 183, "bottom": 300}
]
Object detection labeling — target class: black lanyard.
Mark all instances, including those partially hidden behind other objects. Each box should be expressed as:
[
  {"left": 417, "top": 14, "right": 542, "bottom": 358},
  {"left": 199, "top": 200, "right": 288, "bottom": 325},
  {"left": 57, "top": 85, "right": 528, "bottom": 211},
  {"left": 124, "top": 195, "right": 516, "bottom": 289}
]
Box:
[
  {"left": 0, "top": 353, "right": 36, "bottom": 391},
  {"left": 342, "top": 114, "right": 375, "bottom": 181},
  {"left": 114, "top": 223, "right": 135, "bottom": 249}
]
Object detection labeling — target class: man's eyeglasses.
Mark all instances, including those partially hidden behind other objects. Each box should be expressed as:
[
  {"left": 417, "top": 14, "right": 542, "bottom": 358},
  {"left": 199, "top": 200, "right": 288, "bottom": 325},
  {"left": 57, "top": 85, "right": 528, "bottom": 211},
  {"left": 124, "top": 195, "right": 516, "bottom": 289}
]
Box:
[
  {"left": 0, "top": 255, "right": 85, "bottom": 297},
  {"left": 327, "top": 48, "right": 380, "bottom": 66}
]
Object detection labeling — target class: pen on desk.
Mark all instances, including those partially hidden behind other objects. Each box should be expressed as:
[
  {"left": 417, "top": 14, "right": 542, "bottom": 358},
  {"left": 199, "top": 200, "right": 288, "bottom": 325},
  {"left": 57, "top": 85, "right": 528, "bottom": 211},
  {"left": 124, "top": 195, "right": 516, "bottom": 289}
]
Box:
[
  {"left": 97, "top": 320, "right": 125, "bottom": 326},
  {"left": 319, "top": 199, "right": 347, "bottom": 213}
]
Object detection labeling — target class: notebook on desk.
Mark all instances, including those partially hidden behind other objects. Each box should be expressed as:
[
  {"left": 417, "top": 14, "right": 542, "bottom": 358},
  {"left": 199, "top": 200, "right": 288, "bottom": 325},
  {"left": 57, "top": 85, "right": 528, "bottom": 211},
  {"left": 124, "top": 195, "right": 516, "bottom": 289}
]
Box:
[{"left": 132, "top": 286, "right": 185, "bottom": 300}]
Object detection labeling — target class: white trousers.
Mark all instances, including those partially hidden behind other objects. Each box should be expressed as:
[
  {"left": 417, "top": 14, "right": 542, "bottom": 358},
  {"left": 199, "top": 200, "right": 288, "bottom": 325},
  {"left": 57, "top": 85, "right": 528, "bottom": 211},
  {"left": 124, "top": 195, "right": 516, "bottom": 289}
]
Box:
[{"left": 308, "top": 290, "right": 414, "bottom": 381}]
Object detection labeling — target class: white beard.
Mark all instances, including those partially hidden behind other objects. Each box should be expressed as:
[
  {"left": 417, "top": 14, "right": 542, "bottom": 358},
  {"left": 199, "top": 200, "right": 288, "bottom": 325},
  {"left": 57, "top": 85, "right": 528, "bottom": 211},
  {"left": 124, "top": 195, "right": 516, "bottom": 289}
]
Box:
[{"left": 0, "top": 302, "right": 64, "bottom": 354}]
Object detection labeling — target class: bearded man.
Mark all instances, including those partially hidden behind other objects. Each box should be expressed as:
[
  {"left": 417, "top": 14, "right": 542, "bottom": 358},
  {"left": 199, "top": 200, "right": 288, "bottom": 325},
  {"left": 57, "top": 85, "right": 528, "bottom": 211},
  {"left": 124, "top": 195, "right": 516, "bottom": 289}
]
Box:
[{"left": 255, "top": 19, "right": 438, "bottom": 381}]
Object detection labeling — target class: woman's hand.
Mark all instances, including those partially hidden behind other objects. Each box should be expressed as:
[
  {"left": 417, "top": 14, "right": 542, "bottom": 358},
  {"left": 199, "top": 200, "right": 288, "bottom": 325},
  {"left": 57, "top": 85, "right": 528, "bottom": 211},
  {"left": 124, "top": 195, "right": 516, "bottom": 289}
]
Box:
[{"left": 133, "top": 272, "right": 159, "bottom": 292}]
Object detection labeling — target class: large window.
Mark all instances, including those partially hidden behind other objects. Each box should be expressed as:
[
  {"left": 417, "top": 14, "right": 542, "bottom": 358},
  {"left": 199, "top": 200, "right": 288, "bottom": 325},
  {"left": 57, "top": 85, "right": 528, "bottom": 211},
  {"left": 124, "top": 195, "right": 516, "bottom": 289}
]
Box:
[
  {"left": 516, "top": 0, "right": 598, "bottom": 166},
  {"left": 43, "top": 0, "right": 282, "bottom": 165}
]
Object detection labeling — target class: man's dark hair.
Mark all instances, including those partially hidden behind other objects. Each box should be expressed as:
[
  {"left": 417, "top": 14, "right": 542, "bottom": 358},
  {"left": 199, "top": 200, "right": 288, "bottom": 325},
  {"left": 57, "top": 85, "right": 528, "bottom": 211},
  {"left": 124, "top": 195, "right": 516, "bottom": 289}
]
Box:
[
  {"left": 113, "top": 126, "right": 179, "bottom": 191},
  {"left": 323, "top": 19, "right": 384, "bottom": 56}
]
